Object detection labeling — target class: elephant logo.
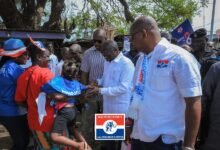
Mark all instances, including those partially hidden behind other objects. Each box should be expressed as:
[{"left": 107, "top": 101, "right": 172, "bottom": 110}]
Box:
[{"left": 104, "top": 120, "right": 117, "bottom": 134}]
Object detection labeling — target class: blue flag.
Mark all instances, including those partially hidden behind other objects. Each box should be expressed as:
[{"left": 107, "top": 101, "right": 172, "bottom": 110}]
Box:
[{"left": 171, "top": 19, "right": 193, "bottom": 46}]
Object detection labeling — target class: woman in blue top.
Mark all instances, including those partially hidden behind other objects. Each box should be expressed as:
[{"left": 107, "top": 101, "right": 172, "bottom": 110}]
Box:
[{"left": 0, "top": 38, "right": 29, "bottom": 150}]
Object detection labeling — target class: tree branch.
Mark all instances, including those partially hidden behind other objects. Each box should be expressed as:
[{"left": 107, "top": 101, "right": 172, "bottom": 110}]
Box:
[
  {"left": 82, "top": 0, "right": 87, "bottom": 13},
  {"left": 118, "top": 0, "right": 134, "bottom": 22}
]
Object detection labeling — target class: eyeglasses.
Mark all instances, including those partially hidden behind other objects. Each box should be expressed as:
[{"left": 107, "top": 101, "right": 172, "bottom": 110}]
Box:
[{"left": 93, "top": 39, "right": 102, "bottom": 44}]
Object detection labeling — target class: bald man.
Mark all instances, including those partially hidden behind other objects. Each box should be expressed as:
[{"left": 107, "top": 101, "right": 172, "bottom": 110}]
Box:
[
  {"left": 81, "top": 29, "right": 107, "bottom": 85},
  {"left": 80, "top": 29, "right": 106, "bottom": 147},
  {"left": 69, "top": 44, "right": 82, "bottom": 63},
  {"left": 87, "top": 40, "right": 134, "bottom": 150},
  {"left": 126, "top": 16, "right": 202, "bottom": 150}
]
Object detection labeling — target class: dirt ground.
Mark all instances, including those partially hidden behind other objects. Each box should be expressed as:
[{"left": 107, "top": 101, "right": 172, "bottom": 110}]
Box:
[{"left": 0, "top": 124, "right": 12, "bottom": 150}]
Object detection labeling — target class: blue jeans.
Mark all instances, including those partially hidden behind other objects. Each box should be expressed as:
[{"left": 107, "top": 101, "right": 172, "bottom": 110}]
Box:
[{"left": 131, "top": 136, "right": 182, "bottom": 150}]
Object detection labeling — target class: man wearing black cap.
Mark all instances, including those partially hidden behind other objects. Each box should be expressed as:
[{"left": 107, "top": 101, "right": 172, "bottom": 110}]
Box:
[
  {"left": 191, "top": 28, "right": 218, "bottom": 79},
  {"left": 191, "top": 28, "right": 209, "bottom": 59}
]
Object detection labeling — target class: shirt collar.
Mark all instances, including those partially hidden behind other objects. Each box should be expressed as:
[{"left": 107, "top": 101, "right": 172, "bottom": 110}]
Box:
[
  {"left": 155, "top": 38, "right": 170, "bottom": 50},
  {"left": 92, "top": 46, "right": 100, "bottom": 52},
  {"left": 142, "top": 38, "right": 170, "bottom": 62},
  {"left": 146, "top": 51, "right": 153, "bottom": 59},
  {"left": 150, "top": 38, "right": 170, "bottom": 57},
  {"left": 143, "top": 39, "right": 169, "bottom": 60},
  {"left": 113, "top": 52, "right": 123, "bottom": 63}
]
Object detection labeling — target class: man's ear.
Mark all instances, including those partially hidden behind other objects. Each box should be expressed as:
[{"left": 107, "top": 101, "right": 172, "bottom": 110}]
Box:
[
  {"left": 113, "top": 49, "right": 119, "bottom": 56},
  {"left": 142, "top": 29, "right": 148, "bottom": 39}
]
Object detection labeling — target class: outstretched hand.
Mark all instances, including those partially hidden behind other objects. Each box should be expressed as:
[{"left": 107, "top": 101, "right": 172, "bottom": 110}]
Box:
[{"left": 85, "top": 85, "right": 99, "bottom": 97}]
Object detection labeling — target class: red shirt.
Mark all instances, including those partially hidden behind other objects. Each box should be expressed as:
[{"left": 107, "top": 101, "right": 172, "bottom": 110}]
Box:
[{"left": 15, "top": 66, "right": 54, "bottom": 132}]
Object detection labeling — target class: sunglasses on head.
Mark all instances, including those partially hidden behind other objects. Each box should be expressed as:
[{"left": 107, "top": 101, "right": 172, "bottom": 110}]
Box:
[{"left": 93, "top": 39, "right": 102, "bottom": 44}]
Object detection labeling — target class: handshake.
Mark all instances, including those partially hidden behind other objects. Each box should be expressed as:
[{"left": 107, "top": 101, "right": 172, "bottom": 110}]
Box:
[{"left": 85, "top": 81, "right": 100, "bottom": 98}]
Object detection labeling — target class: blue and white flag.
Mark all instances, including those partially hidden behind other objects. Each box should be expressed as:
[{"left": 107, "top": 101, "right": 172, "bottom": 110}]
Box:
[{"left": 171, "top": 19, "right": 193, "bottom": 46}]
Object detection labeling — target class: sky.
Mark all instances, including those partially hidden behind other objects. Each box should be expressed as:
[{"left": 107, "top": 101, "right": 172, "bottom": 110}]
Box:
[{"left": 192, "top": 0, "right": 220, "bottom": 35}]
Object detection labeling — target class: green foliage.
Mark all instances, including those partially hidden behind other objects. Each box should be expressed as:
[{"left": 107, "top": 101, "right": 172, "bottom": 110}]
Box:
[
  {"left": 74, "top": 12, "right": 97, "bottom": 37},
  {"left": 129, "top": 0, "right": 199, "bottom": 31},
  {"left": 63, "top": 0, "right": 204, "bottom": 37}
]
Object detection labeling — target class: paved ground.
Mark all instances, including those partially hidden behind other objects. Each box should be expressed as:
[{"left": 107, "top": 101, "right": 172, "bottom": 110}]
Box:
[{"left": 0, "top": 124, "right": 12, "bottom": 150}]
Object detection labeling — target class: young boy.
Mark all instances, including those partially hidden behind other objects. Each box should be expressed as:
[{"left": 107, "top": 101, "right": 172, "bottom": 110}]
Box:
[{"left": 42, "top": 60, "right": 91, "bottom": 150}]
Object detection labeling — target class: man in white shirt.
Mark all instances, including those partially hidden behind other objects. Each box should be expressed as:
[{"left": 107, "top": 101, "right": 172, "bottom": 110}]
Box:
[
  {"left": 126, "top": 16, "right": 202, "bottom": 150},
  {"left": 55, "top": 47, "right": 69, "bottom": 77},
  {"left": 88, "top": 40, "right": 135, "bottom": 150},
  {"left": 46, "top": 42, "right": 58, "bottom": 75}
]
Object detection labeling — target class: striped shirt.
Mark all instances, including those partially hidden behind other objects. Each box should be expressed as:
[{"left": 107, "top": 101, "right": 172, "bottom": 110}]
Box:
[{"left": 81, "top": 46, "right": 105, "bottom": 82}]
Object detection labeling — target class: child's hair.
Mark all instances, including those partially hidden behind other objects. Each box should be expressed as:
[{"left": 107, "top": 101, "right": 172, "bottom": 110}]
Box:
[{"left": 62, "top": 60, "right": 78, "bottom": 80}]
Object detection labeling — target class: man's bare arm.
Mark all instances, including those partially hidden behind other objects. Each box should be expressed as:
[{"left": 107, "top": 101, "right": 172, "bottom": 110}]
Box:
[
  {"left": 184, "top": 96, "right": 201, "bottom": 149},
  {"left": 80, "top": 71, "right": 89, "bottom": 85}
]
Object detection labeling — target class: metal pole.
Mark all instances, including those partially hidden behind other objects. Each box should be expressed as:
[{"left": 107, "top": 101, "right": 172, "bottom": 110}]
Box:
[
  {"left": 201, "top": 0, "right": 206, "bottom": 28},
  {"left": 210, "top": 0, "right": 216, "bottom": 40},
  {"left": 203, "top": 6, "right": 205, "bottom": 28}
]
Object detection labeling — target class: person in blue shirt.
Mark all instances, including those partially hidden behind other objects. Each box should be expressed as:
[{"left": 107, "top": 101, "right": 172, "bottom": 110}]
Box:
[
  {"left": 0, "top": 38, "right": 29, "bottom": 150},
  {"left": 41, "top": 60, "right": 91, "bottom": 150}
]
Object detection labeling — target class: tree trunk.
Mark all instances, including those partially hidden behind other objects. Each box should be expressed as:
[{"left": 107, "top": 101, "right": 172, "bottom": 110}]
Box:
[
  {"left": 34, "top": 0, "right": 47, "bottom": 29},
  {"left": 42, "top": 0, "right": 65, "bottom": 30},
  {"left": 0, "top": 0, "right": 26, "bottom": 28},
  {"left": 21, "top": 0, "right": 36, "bottom": 29}
]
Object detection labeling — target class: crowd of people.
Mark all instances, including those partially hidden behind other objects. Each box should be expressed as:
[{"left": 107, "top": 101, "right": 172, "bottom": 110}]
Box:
[{"left": 0, "top": 15, "right": 220, "bottom": 150}]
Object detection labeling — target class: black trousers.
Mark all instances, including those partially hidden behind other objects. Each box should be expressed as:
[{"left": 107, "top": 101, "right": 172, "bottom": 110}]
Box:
[
  {"left": 131, "top": 137, "right": 182, "bottom": 150},
  {"left": 102, "top": 140, "right": 121, "bottom": 150},
  {"left": 0, "top": 115, "right": 29, "bottom": 150}
]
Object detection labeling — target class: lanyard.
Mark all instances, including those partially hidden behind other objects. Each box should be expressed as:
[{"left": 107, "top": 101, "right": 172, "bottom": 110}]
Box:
[{"left": 135, "top": 55, "right": 148, "bottom": 99}]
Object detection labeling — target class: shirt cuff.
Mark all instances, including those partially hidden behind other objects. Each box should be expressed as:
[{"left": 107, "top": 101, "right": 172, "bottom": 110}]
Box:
[
  {"left": 99, "top": 88, "right": 107, "bottom": 95},
  {"left": 180, "top": 86, "right": 202, "bottom": 97}
]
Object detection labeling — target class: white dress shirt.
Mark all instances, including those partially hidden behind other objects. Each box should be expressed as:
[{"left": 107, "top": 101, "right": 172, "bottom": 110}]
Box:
[
  {"left": 49, "top": 54, "right": 58, "bottom": 75},
  {"left": 55, "top": 60, "right": 64, "bottom": 77},
  {"left": 97, "top": 52, "right": 135, "bottom": 114},
  {"left": 130, "top": 38, "right": 202, "bottom": 144}
]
